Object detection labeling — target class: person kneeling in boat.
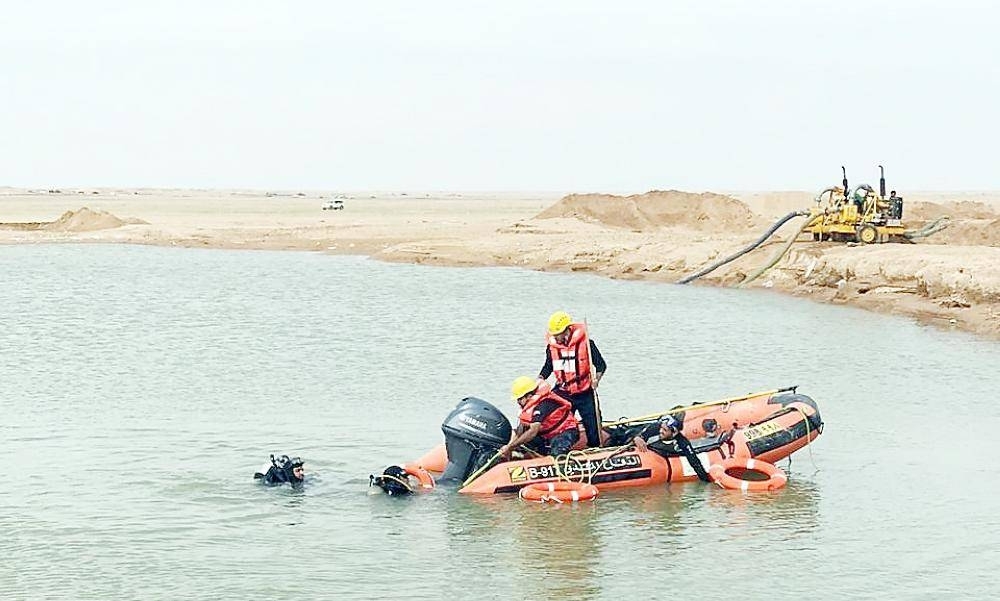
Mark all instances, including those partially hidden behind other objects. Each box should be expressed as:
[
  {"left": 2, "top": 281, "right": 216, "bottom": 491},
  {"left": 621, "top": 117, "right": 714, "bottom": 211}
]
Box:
[
  {"left": 254, "top": 454, "right": 306, "bottom": 488},
  {"left": 633, "top": 416, "right": 711, "bottom": 483},
  {"left": 499, "top": 376, "right": 580, "bottom": 459}
]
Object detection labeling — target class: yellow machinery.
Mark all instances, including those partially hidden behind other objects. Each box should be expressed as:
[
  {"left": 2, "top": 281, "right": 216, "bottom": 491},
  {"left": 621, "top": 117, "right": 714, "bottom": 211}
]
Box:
[{"left": 805, "top": 166, "right": 906, "bottom": 243}]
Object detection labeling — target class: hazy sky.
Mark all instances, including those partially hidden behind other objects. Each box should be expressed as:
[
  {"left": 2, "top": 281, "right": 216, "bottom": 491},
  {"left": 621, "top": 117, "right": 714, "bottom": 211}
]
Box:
[{"left": 3, "top": 1, "right": 998, "bottom": 191}]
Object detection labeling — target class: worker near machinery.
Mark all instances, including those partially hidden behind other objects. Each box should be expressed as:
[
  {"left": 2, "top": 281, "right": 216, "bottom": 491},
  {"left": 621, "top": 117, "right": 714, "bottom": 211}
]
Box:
[
  {"left": 539, "top": 311, "right": 607, "bottom": 448},
  {"left": 499, "top": 376, "right": 580, "bottom": 459},
  {"left": 633, "top": 415, "right": 711, "bottom": 483}
]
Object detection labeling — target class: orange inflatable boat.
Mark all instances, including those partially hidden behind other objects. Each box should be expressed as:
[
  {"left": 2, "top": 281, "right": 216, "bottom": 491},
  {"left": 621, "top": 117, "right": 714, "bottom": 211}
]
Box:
[{"left": 401, "top": 386, "right": 822, "bottom": 495}]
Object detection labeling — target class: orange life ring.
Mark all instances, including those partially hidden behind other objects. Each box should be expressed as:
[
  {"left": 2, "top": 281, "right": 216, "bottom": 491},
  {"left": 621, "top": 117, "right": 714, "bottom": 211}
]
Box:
[
  {"left": 402, "top": 463, "right": 436, "bottom": 489},
  {"left": 709, "top": 457, "right": 787, "bottom": 492},
  {"left": 518, "top": 481, "right": 599, "bottom": 503}
]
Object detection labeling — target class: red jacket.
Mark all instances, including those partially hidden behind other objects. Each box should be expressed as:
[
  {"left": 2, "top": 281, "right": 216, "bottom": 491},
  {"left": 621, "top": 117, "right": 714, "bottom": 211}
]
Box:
[
  {"left": 518, "top": 382, "right": 578, "bottom": 440},
  {"left": 545, "top": 323, "right": 593, "bottom": 395}
]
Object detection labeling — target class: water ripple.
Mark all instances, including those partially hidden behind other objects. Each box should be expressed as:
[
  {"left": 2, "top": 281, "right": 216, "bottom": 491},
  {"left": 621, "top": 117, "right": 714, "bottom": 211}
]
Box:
[{"left": 2, "top": 245, "right": 999, "bottom": 600}]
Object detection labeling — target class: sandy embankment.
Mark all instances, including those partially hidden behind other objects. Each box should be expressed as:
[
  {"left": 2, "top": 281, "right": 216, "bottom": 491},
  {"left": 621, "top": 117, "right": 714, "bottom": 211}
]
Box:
[{"left": 2, "top": 187, "right": 999, "bottom": 339}]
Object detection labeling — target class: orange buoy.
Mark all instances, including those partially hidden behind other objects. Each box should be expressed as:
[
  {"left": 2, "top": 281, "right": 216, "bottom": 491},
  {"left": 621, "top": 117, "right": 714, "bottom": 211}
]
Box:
[
  {"left": 518, "top": 481, "right": 599, "bottom": 503},
  {"left": 402, "top": 463, "right": 436, "bottom": 489},
  {"left": 709, "top": 457, "right": 787, "bottom": 492}
]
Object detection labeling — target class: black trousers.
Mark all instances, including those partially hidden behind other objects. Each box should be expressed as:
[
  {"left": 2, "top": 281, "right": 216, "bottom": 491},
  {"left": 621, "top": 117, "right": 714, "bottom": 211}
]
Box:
[
  {"left": 558, "top": 388, "right": 601, "bottom": 448},
  {"left": 525, "top": 428, "right": 580, "bottom": 457}
]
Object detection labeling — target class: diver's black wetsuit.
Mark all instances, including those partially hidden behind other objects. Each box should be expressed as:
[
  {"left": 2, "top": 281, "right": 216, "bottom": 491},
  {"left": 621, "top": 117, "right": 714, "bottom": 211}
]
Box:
[
  {"left": 636, "top": 423, "right": 712, "bottom": 483},
  {"left": 254, "top": 456, "right": 304, "bottom": 487},
  {"left": 256, "top": 465, "right": 295, "bottom": 485}
]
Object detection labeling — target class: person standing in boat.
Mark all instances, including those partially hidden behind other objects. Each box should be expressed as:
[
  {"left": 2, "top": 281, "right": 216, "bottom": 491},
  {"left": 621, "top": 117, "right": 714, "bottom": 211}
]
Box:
[
  {"left": 499, "top": 376, "right": 580, "bottom": 459},
  {"left": 633, "top": 415, "right": 711, "bottom": 483},
  {"left": 539, "top": 311, "right": 607, "bottom": 448}
]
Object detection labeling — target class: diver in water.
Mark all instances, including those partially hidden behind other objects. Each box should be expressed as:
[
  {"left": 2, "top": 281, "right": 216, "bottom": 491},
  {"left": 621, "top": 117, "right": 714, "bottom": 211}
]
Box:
[
  {"left": 254, "top": 454, "right": 306, "bottom": 487},
  {"left": 370, "top": 465, "right": 416, "bottom": 496},
  {"left": 633, "top": 415, "right": 711, "bottom": 483}
]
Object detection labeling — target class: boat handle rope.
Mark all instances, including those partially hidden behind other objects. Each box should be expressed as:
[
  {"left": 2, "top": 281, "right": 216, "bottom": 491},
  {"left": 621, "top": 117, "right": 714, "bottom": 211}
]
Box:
[
  {"left": 788, "top": 405, "right": 819, "bottom": 474},
  {"left": 554, "top": 444, "right": 631, "bottom": 486},
  {"left": 518, "top": 390, "right": 815, "bottom": 490},
  {"left": 462, "top": 444, "right": 545, "bottom": 488},
  {"left": 602, "top": 386, "right": 797, "bottom": 428}
]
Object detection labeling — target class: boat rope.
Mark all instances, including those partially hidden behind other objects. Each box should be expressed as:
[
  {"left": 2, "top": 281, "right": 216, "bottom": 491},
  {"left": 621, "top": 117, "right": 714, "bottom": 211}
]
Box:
[
  {"left": 555, "top": 451, "right": 586, "bottom": 483},
  {"left": 547, "top": 406, "right": 819, "bottom": 487},
  {"left": 584, "top": 445, "right": 633, "bottom": 484},
  {"left": 553, "top": 445, "right": 630, "bottom": 485},
  {"left": 603, "top": 386, "right": 797, "bottom": 428},
  {"left": 461, "top": 444, "right": 545, "bottom": 489},
  {"left": 788, "top": 405, "right": 820, "bottom": 474},
  {"left": 582, "top": 317, "right": 605, "bottom": 437},
  {"left": 518, "top": 446, "right": 544, "bottom": 458},
  {"left": 461, "top": 449, "right": 505, "bottom": 488},
  {"left": 493, "top": 388, "right": 814, "bottom": 489}
]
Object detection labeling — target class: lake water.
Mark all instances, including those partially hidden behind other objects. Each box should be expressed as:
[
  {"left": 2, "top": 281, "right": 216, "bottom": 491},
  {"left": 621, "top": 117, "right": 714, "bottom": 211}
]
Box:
[{"left": 2, "top": 244, "right": 998, "bottom": 600}]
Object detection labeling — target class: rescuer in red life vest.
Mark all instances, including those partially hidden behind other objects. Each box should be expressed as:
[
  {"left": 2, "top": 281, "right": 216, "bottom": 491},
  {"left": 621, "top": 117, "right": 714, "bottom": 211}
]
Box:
[
  {"left": 499, "top": 376, "right": 580, "bottom": 459},
  {"left": 539, "top": 311, "right": 607, "bottom": 448}
]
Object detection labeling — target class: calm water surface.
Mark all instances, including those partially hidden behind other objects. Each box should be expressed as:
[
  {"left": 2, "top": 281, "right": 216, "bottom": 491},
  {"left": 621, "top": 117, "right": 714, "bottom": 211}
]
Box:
[{"left": 2, "top": 244, "right": 998, "bottom": 600}]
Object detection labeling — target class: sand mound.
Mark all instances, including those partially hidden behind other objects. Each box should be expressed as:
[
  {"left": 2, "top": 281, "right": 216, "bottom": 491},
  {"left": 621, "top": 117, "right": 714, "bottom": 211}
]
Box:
[
  {"left": 536, "top": 190, "right": 757, "bottom": 231},
  {"left": 907, "top": 200, "right": 997, "bottom": 221},
  {"left": 732, "top": 191, "right": 816, "bottom": 220},
  {"left": 919, "top": 218, "right": 1000, "bottom": 247},
  {"left": 904, "top": 201, "right": 1000, "bottom": 246},
  {"left": 43, "top": 207, "right": 136, "bottom": 232}
]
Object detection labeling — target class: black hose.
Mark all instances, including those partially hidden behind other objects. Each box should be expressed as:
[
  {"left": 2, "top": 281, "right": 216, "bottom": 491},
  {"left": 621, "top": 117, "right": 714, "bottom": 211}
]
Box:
[
  {"left": 678, "top": 210, "right": 807, "bottom": 285},
  {"left": 736, "top": 213, "right": 823, "bottom": 288}
]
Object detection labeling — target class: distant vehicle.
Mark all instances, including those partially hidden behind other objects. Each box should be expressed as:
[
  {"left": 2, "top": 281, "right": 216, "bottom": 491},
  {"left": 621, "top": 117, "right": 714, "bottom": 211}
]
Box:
[{"left": 321, "top": 196, "right": 345, "bottom": 210}]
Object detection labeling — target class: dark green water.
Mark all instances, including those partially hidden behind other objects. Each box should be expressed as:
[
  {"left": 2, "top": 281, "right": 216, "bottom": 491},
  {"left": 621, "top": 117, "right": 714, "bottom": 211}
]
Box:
[{"left": 2, "top": 245, "right": 998, "bottom": 600}]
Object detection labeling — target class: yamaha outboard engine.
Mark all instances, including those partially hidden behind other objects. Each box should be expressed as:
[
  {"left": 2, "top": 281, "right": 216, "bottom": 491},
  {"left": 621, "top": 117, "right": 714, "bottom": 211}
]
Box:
[{"left": 439, "top": 397, "right": 512, "bottom": 484}]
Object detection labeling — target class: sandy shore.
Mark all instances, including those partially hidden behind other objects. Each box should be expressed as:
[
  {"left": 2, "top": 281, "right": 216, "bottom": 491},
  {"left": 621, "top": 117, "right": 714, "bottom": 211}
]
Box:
[{"left": 3, "top": 187, "right": 999, "bottom": 340}]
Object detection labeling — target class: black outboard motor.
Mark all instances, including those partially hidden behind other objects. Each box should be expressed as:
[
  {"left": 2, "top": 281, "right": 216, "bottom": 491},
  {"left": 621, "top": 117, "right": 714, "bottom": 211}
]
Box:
[{"left": 438, "top": 397, "right": 512, "bottom": 484}]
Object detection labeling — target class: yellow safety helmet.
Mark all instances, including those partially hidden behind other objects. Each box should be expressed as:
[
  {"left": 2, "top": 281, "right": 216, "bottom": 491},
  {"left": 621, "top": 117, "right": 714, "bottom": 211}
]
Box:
[
  {"left": 547, "top": 311, "right": 572, "bottom": 335},
  {"left": 510, "top": 376, "right": 538, "bottom": 401}
]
